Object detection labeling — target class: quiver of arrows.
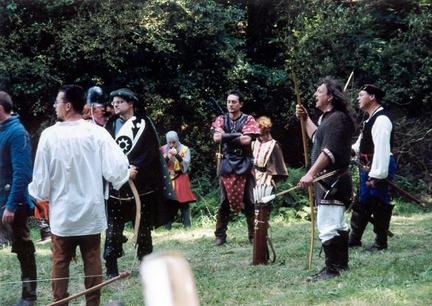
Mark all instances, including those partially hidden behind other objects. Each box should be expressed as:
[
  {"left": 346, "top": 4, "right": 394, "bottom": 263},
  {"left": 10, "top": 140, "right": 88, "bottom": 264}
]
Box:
[{"left": 252, "top": 184, "right": 273, "bottom": 265}]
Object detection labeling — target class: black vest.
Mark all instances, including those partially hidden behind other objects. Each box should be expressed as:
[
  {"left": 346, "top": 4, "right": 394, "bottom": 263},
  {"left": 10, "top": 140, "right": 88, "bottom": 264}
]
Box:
[
  {"left": 221, "top": 113, "right": 250, "bottom": 155},
  {"left": 360, "top": 109, "right": 394, "bottom": 155},
  {"left": 223, "top": 113, "right": 247, "bottom": 134},
  {"left": 218, "top": 113, "right": 253, "bottom": 176}
]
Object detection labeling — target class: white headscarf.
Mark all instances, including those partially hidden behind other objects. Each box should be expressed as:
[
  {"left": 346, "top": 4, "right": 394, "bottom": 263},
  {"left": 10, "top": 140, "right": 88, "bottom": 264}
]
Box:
[{"left": 166, "top": 131, "right": 180, "bottom": 144}]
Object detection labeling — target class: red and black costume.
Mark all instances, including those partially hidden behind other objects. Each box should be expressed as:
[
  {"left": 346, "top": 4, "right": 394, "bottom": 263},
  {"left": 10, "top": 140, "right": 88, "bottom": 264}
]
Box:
[
  {"left": 212, "top": 113, "right": 260, "bottom": 243},
  {"left": 161, "top": 131, "right": 197, "bottom": 228}
]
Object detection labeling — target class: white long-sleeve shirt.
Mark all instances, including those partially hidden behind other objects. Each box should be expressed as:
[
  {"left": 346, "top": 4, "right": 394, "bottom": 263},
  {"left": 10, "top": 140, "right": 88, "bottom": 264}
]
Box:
[
  {"left": 352, "top": 110, "right": 393, "bottom": 179},
  {"left": 29, "top": 119, "right": 130, "bottom": 237}
]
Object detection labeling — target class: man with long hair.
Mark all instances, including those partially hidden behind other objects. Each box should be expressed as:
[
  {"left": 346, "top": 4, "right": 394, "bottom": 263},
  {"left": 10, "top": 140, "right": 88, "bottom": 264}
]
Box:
[{"left": 296, "top": 78, "right": 355, "bottom": 281}]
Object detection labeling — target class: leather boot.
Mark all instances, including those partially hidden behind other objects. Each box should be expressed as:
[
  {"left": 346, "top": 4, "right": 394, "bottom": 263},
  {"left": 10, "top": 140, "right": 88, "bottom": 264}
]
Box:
[
  {"left": 246, "top": 212, "right": 255, "bottom": 244},
  {"left": 307, "top": 238, "right": 340, "bottom": 282},
  {"left": 243, "top": 203, "right": 256, "bottom": 244},
  {"left": 40, "top": 226, "right": 51, "bottom": 241},
  {"left": 365, "top": 203, "right": 394, "bottom": 252},
  {"left": 349, "top": 205, "right": 369, "bottom": 247},
  {"left": 181, "top": 205, "right": 192, "bottom": 228},
  {"left": 0, "top": 222, "right": 11, "bottom": 248},
  {"left": 16, "top": 253, "right": 37, "bottom": 305},
  {"left": 14, "top": 299, "right": 35, "bottom": 306},
  {"left": 105, "top": 257, "right": 119, "bottom": 279},
  {"left": 336, "top": 230, "right": 349, "bottom": 271},
  {"left": 137, "top": 228, "right": 153, "bottom": 258},
  {"left": 214, "top": 206, "right": 229, "bottom": 246}
]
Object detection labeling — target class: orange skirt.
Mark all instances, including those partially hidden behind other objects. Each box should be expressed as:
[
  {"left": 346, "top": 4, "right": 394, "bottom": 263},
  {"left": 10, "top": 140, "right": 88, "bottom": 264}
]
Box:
[{"left": 173, "top": 173, "right": 197, "bottom": 204}]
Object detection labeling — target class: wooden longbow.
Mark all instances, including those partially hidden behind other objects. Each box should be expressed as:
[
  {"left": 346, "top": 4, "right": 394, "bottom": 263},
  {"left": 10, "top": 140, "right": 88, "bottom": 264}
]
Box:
[
  {"left": 291, "top": 70, "right": 315, "bottom": 271},
  {"left": 46, "top": 272, "right": 130, "bottom": 306},
  {"left": 128, "top": 179, "right": 141, "bottom": 245},
  {"left": 344, "top": 69, "right": 355, "bottom": 92}
]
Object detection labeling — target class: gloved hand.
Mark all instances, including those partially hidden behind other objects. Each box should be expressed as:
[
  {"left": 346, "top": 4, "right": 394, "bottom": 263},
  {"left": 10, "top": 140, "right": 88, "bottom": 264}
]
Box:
[
  {"left": 295, "top": 104, "right": 308, "bottom": 121},
  {"left": 366, "top": 178, "right": 377, "bottom": 189},
  {"left": 221, "top": 133, "right": 242, "bottom": 143}
]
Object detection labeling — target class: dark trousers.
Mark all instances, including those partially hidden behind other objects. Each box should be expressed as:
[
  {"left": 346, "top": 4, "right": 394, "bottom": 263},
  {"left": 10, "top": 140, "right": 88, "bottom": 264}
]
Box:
[
  {"left": 165, "top": 202, "right": 192, "bottom": 229},
  {"left": 350, "top": 195, "right": 393, "bottom": 248},
  {"left": 7, "top": 203, "right": 35, "bottom": 254},
  {"left": 51, "top": 234, "right": 102, "bottom": 306},
  {"left": 104, "top": 193, "right": 153, "bottom": 261},
  {"left": 6, "top": 203, "right": 37, "bottom": 302}
]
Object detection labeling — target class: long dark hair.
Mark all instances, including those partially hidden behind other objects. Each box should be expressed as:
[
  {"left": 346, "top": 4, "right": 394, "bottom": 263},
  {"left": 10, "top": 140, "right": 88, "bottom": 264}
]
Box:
[{"left": 320, "top": 77, "right": 355, "bottom": 124}]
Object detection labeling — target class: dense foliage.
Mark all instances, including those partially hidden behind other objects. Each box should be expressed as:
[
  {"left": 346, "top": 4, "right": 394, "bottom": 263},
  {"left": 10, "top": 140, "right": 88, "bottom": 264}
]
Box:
[{"left": 1, "top": 0, "right": 431, "bottom": 212}]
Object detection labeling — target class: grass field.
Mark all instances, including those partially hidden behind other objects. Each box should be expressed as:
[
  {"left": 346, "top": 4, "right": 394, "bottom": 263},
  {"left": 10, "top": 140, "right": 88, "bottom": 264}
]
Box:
[{"left": 1, "top": 209, "right": 431, "bottom": 305}]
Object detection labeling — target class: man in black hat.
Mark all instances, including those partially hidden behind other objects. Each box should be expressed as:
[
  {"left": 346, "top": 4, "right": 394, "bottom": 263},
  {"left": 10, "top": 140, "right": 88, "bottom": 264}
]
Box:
[
  {"left": 349, "top": 84, "right": 396, "bottom": 251},
  {"left": 103, "top": 88, "right": 177, "bottom": 279}
]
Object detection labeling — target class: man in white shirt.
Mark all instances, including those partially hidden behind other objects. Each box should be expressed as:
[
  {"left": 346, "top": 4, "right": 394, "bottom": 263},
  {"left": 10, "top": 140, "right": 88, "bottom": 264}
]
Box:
[
  {"left": 349, "top": 84, "right": 396, "bottom": 252},
  {"left": 29, "top": 85, "right": 133, "bottom": 306}
]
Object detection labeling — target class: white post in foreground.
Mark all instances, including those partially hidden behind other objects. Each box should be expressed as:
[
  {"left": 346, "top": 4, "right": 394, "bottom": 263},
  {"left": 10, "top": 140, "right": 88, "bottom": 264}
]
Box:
[{"left": 140, "top": 251, "right": 200, "bottom": 306}]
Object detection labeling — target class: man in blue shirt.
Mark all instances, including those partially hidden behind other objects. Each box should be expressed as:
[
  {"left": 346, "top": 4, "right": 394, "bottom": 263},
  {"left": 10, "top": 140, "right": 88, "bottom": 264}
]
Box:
[{"left": 0, "top": 91, "right": 37, "bottom": 306}]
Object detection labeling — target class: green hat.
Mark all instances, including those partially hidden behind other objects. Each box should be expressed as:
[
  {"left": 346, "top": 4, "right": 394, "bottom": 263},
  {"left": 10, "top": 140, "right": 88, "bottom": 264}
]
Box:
[{"left": 110, "top": 88, "right": 139, "bottom": 104}]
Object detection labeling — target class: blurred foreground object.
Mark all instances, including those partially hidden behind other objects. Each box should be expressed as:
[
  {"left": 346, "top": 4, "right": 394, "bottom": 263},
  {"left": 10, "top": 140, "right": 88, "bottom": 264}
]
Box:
[{"left": 140, "top": 251, "right": 199, "bottom": 306}]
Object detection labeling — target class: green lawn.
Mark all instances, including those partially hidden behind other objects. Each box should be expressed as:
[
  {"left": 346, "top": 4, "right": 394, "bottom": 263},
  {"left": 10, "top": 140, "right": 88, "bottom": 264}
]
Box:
[{"left": 1, "top": 210, "right": 431, "bottom": 305}]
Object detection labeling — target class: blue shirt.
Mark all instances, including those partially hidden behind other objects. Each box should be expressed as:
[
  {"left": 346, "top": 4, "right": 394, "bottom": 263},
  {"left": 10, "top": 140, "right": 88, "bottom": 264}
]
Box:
[{"left": 0, "top": 114, "right": 34, "bottom": 214}]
